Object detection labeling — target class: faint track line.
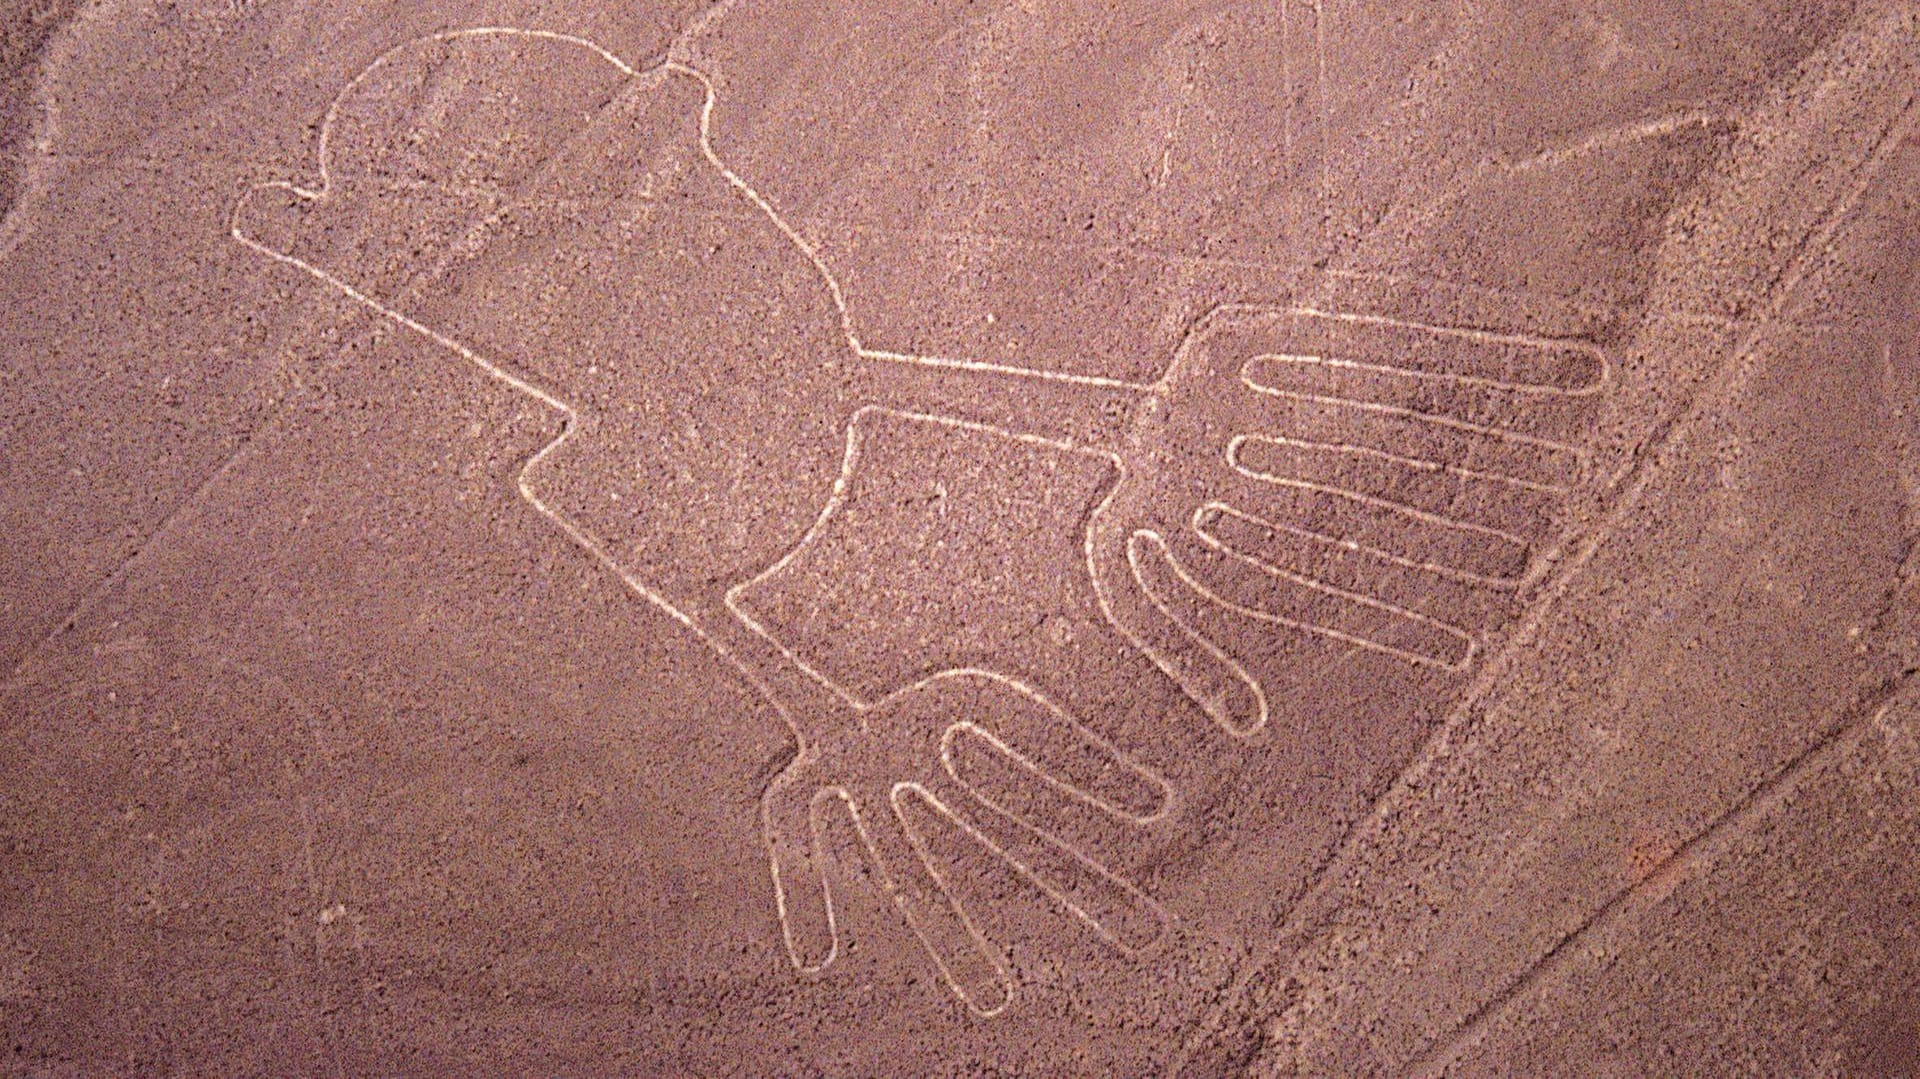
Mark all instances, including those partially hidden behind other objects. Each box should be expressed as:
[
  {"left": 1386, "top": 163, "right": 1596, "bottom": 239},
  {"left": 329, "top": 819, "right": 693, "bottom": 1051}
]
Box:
[
  {"left": 1410, "top": 668, "right": 1920, "bottom": 1077},
  {"left": 2, "top": 420, "right": 269, "bottom": 691}
]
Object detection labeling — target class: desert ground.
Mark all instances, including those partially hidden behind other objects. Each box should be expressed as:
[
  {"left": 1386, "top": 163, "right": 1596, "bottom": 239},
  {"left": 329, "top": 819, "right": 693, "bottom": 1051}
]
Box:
[{"left": 2, "top": 1, "right": 1917, "bottom": 1075}]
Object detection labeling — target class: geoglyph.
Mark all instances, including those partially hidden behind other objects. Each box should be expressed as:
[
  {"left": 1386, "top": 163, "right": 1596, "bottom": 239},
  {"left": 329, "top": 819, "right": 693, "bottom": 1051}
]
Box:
[{"left": 231, "top": 27, "right": 1617, "bottom": 1016}]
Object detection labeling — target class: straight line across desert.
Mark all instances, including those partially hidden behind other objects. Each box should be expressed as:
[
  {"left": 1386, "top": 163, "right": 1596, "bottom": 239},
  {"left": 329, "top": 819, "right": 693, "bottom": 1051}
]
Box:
[{"left": 1, "top": 1, "right": 1916, "bottom": 1075}]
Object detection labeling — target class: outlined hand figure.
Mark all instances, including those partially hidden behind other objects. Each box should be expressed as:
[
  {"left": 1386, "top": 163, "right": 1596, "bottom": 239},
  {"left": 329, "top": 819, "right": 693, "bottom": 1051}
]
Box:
[
  {"left": 231, "top": 28, "right": 1175, "bottom": 1018},
  {"left": 231, "top": 27, "right": 1612, "bottom": 1016},
  {"left": 1084, "top": 306, "right": 1609, "bottom": 739}
]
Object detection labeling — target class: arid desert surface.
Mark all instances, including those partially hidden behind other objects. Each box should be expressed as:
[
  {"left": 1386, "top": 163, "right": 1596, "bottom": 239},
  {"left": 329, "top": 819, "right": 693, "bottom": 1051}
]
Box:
[{"left": 2, "top": 1, "right": 1918, "bottom": 1075}]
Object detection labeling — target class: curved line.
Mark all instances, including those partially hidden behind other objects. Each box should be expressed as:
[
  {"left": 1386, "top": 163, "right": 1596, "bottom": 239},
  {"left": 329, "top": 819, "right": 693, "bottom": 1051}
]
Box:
[
  {"left": 877, "top": 783, "right": 1018, "bottom": 1018},
  {"left": 227, "top": 31, "right": 1166, "bottom": 1015},
  {"left": 1228, "top": 305, "right": 1620, "bottom": 405},
  {"left": 720, "top": 409, "right": 878, "bottom": 713},
  {"left": 1247, "top": 350, "right": 1601, "bottom": 399},
  {"left": 762, "top": 774, "right": 842, "bottom": 975},
  {"left": 941, "top": 717, "right": 1170, "bottom": 827},
  {"left": 1276, "top": 305, "right": 1606, "bottom": 356},
  {"left": 222, "top": 31, "right": 867, "bottom": 987},
  {"left": 668, "top": 64, "right": 1166, "bottom": 392},
  {"left": 924, "top": 758, "right": 1173, "bottom": 957},
  {"left": 1122, "top": 529, "right": 1271, "bottom": 737},
  {"left": 914, "top": 667, "right": 1174, "bottom": 822},
  {"left": 721, "top": 406, "right": 1127, "bottom": 714}
]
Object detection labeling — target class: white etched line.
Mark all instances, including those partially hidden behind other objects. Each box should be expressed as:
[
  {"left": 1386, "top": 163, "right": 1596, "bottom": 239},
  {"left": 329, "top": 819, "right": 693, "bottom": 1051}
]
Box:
[
  {"left": 723, "top": 404, "right": 1133, "bottom": 709},
  {"left": 664, "top": 0, "right": 743, "bottom": 64},
  {"left": 1197, "top": 501, "right": 1524, "bottom": 590},
  {"left": 1231, "top": 432, "right": 1573, "bottom": 495},
  {"left": 245, "top": 40, "right": 1169, "bottom": 1000},
  {"left": 846, "top": 783, "right": 1017, "bottom": 1019},
  {"left": 1189, "top": 508, "right": 1479, "bottom": 668},
  {"left": 224, "top": 19, "right": 1635, "bottom": 1019},
  {"left": 1235, "top": 384, "right": 1589, "bottom": 459},
  {"left": 928, "top": 731, "right": 1175, "bottom": 954},
  {"left": 862, "top": 347, "right": 1158, "bottom": 393},
  {"left": 1248, "top": 350, "right": 1602, "bottom": 398},
  {"left": 1153, "top": 527, "right": 1476, "bottom": 672},
  {"left": 1226, "top": 439, "right": 1538, "bottom": 551},
  {"left": 1259, "top": 305, "right": 1616, "bottom": 378},
  {"left": 761, "top": 767, "right": 841, "bottom": 974},
  {"left": 1503, "top": 108, "right": 1728, "bottom": 174},
  {"left": 1120, "top": 530, "right": 1272, "bottom": 737},
  {"left": 942, "top": 719, "right": 1171, "bottom": 828},
  {"left": 671, "top": 64, "right": 1175, "bottom": 394},
  {"left": 298, "top": 27, "right": 646, "bottom": 203},
  {"left": 230, "top": 27, "right": 1191, "bottom": 1020}
]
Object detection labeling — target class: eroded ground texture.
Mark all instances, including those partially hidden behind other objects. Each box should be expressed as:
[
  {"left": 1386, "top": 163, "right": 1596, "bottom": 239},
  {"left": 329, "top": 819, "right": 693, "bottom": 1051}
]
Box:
[{"left": 2, "top": 1, "right": 1917, "bottom": 1075}]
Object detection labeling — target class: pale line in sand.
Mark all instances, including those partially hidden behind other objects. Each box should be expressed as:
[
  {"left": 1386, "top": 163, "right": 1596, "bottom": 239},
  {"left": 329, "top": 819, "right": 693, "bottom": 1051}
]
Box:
[
  {"left": 780, "top": 666, "right": 1175, "bottom": 1017},
  {"left": 1102, "top": 526, "right": 1274, "bottom": 741},
  {"left": 1231, "top": 432, "right": 1573, "bottom": 495},
  {"left": 1373, "top": 108, "right": 1734, "bottom": 263},
  {"left": 1243, "top": 305, "right": 1614, "bottom": 393},
  {"left": 1236, "top": 387, "right": 1587, "bottom": 458},
  {"left": 726, "top": 411, "right": 1180, "bottom": 990},
  {"left": 1133, "top": 305, "right": 1606, "bottom": 729},
  {"left": 1225, "top": 440, "right": 1538, "bottom": 550},
  {"left": 1153, "top": 25, "right": 1214, "bottom": 190},
  {"left": 1233, "top": 310, "right": 1608, "bottom": 495},
  {"left": 1151, "top": 522, "right": 1478, "bottom": 673},
  {"left": 1078, "top": 299, "right": 1612, "bottom": 742},
  {"left": 1198, "top": 500, "right": 1526, "bottom": 591},
  {"left": 1248, "top": 347, "right": 1606, "bottom": 397},
  {"left": 722, "top": 372, "right": 1519, "bottom": 737},
  {"left": 1189, "top": 504, "right": 1481, "bottom": 670},
  {"left": 725, "top": 403, "right": 1146, "bottom": 711},
  {"left": 1211, "top": 317, "right": 1601, "bottom": 611},
  {"left": 934, "top": 717, "right": 1172, "bottom": 956}
]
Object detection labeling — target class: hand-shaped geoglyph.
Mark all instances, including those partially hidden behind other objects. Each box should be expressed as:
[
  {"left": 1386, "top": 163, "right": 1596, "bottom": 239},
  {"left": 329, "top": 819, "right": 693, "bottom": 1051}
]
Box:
[
  {"left": 232, "top": 29, "right": 1180, "bottom": 1017},
  {"left": 232, "top": 28, "right": 1611, "bottom": 1017},
  {"left": 1090, "top": 306, "right": 1608, "bottom": 738}
]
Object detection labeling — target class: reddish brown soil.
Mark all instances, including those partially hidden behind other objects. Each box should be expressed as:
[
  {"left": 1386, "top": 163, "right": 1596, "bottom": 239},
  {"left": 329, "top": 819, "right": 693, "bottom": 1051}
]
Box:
[{"left": 2, "top": 2, "right": 1916, "bottom": 1075}]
